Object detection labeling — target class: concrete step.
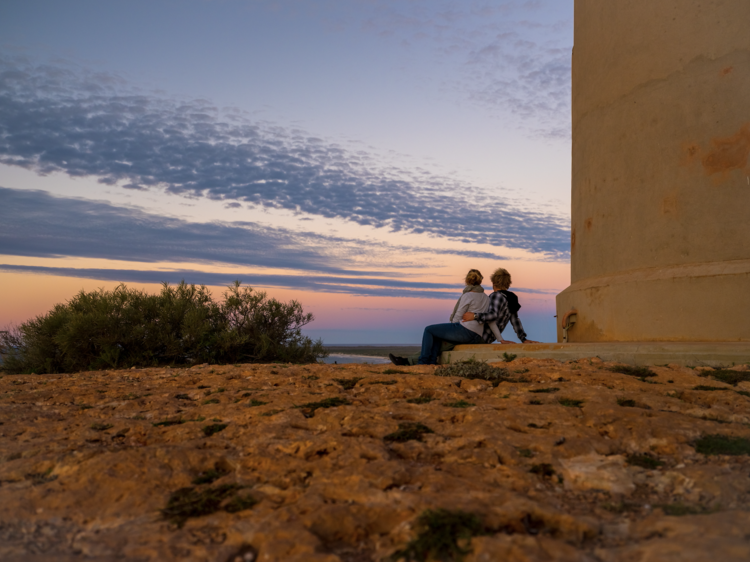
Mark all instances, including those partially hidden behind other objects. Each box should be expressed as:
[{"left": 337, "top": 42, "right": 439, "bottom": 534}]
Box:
[{"left": 442, "top": 342, "right": 750, "bottom": 367}]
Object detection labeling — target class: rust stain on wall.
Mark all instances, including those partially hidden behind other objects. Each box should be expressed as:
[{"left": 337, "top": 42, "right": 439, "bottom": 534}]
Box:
[
  {"left": 661, "top": 192, "right": 679, "bottom": 216},
  {"left": 719, "top": 66, "right": 734, "bottom": 77},
  {"left": 701, "top": 123, "right": 750, "bottom": 178},
  {"left": 584, "top": 218, "right": 593, "bottom": 232},
  {"left": 680, "top": 142, "right": 701, "bottom": 167},
  {"left": 571, "top": 227, "right": 576, "bottom": 251}
]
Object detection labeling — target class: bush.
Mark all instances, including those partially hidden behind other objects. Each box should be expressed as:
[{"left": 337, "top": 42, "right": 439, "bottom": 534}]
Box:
[
  {"left": 0, "top": 281, "right": 326, "bottom": 374},
  {"left": 435, "top": 358, "right": 509, "bottom": 383}
]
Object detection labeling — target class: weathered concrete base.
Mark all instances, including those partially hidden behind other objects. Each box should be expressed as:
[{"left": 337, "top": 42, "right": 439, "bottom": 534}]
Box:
[
  {"left": 556, "top": 260, "right": 750, "bottom": 343},
  {"left": 442, "top": 342, "right": 750, "bottom": 367}
]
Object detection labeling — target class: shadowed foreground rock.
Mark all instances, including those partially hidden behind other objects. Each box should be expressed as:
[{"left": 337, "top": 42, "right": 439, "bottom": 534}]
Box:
[{"left": 1, "top": 359, "right": 749, "bottom": 561}]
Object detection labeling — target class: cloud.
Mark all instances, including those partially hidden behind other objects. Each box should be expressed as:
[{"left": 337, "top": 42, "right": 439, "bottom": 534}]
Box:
[
  {"left": 0, "top": 186, "right": 515, "bottom": 273},
  {"left": 0, "top": 263, "right": 555, "bottom": 300},
  {"left": 352, "top": 0, "right": 573, "bottom": 139},
  {"left": 0, "top": 57, "right": 570, "bottom": 258}
]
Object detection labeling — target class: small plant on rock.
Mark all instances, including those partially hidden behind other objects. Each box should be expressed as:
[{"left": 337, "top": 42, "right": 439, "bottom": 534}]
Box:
[
  {"left": 202, "top": 423, "right": 228, "bottom": 437},
  {"left": 529, "top": 463, "right": 555, "bottom": 477},
  {"left": 692, "top": 385, "right": 731, "bottom": 391},
  {"left": 390, "top": 509, "right": 485, "bottom": 562},
  {"left": 657, "top": 503, "right": 709, "bottom": 516},
  {"left": 693, "top": 434, "right": 750, "bottom": 456},
  {"left": 384, "top": 422, "right": 434, "bottom": 443},
  {"left": 161, "top": 484, "right": 246, "bottom": 528},
  {"left": 192, "top": 465, "right": 231, "bottom": 485},
  {"left": 296, "top": 397, "right": 350, "bottom": 418},
  {"left": 625, "top": 453, "right": 664, "bottom": 469},
  {"left": 153, "top": 419, "right": 185, "bottom": 427},
  {"left": 443, "top": 400, "right": 475, "bottom": 408},
  {"left": 224, "top": 493, "right": 258, "bottom": 513},
  {"left": 607, "top": 365, "right": 657, "bottom": 378},
  {"left": 699, "top": 369, "right": 750, "bottom": 386},
  {"left": 333, "top": 377, "right": 364, "bottom": 390},
  {"left": 406, "top": 397, "right": 436, "bottom": 404},
  {"left": 435, "top": 359, "right": 509, "bottom": 384}
]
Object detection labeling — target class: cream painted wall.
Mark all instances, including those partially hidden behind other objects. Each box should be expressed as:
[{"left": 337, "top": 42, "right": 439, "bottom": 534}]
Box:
[{"left": 557, "top": 0, "right": 750, "bottom": 342}]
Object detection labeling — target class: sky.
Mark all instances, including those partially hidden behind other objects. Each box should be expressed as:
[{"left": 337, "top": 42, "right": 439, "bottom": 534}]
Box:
[{"left": 0, "top": 0, "right": 573, "bottom": 344}]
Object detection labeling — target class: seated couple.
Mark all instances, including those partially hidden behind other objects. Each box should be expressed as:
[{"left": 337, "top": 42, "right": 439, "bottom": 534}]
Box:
[{"left": 389, "top": 267, "right": 538, "bottom": 366}]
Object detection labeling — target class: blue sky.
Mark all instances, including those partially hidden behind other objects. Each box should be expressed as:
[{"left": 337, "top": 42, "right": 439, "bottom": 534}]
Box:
[{"left": 0, "top": 0, "right": 573, "bottom": 344}]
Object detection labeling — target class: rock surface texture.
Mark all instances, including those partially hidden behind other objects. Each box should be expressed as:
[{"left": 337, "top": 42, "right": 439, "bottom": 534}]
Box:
[{"left": 1, "top": 358, "right": 750, "bottom": 561}]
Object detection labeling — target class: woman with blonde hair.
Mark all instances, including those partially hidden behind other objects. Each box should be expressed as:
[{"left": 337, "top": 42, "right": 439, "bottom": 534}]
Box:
[{"left": 415, "top": 269, "right": 489, "bottom": 365}]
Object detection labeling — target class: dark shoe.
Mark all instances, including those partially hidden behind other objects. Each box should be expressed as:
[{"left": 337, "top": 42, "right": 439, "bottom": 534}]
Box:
[{"left": 388, "top": 353, "right": 409, "bottom": 366}]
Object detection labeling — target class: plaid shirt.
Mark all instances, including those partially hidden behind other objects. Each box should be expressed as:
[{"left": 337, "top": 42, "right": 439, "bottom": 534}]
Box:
[{"left": 474, "top": 291, "right": 527, "bottom": 343}]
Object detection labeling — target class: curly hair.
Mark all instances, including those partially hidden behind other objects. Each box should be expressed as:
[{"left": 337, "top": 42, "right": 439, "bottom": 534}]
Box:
[
  {"left": 490, "top": 268, "right": 512, "bottom": 290},
  {"left": 465, "top": 269, "right": 483, "bottom": 286}
]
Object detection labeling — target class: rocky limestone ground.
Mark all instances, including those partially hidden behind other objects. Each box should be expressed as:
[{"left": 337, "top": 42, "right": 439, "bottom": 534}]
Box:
[{"left": 1, "top": 358, "right": 750, "bottom": 562}]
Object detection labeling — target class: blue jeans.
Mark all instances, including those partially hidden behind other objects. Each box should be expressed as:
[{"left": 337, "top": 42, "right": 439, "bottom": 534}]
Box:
[{"left": 417, "top": 323, "right": 482, "bottom": 365}]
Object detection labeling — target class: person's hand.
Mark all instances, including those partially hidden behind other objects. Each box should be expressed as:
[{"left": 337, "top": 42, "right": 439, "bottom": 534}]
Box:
[
  {"left": 462, "top": 312, "right": 475, "bottom": 322},
  {"left": 523, "top": 339, "right": 540, "bottom": 344},
  {"left": 500, "top": 339, "right": 515, "bottom": 344}
]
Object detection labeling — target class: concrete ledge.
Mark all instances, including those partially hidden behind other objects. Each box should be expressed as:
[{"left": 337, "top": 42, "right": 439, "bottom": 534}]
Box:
[{"left": 441, "top": 342, "right": 750, "bottom": 367}]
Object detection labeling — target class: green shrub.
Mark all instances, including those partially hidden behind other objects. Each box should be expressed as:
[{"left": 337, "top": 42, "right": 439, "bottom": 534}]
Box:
[{"left": 0, "top": 281, "right": 326, "bottom": 374}]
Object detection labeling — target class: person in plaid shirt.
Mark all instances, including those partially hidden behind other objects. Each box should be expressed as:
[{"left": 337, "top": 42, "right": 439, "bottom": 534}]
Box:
[
  {"left": 389, "top": 267, "right": 538, "bottom": 367},
  {"left": 462, "top": 268, "right": 538, "bottom": 344}
]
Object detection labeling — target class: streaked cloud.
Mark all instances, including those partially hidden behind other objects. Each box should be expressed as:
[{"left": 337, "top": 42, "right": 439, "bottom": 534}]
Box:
[
  {"left": 0, "top": 186, "right": 512, "bottom": 273},
  {"left": 0, "top": 263, "right": 556, "bottom": 300},
  {"left": 0, "top": 57, "right": 570, "bottom": 258}
]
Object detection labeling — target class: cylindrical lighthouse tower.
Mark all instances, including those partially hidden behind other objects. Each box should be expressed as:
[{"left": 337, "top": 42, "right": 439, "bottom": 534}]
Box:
[{"left": 557, "top": 0, "right": 750, "bottom": 342}]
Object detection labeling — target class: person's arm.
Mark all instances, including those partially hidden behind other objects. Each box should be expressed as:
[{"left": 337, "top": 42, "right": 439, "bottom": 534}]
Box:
[
  {"left": 489, "top": 320, "right": 503, "bottom": 342},
  {"left": 464, "top": 291, "right": 507, "bottom": 324},
  {"left": 450, "top": 294, "right": 471, "bottom": 323},
  {"left": 509, "top": 313, "right": 528, "bottom": 343}
]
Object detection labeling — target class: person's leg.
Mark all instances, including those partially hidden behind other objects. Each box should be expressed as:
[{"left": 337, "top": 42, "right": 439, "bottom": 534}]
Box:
[
  {"left": 417, "top": 324, "right": 442, "bottom": 365},
  {"left": 404, "top": 339, "right": 457, "bottom": 364},
  {"left": 418, "top": 323, "right": 480, "bottom": 364},
  {"left": 436, "top": 340, "right": 456, "bottom": 364}
]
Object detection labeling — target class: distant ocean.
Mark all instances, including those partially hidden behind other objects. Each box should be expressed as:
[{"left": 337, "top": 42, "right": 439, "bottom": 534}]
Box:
[
  {"left": 321, "top": 354, "right": 391, "bottom": 365},
  {"left": 320, "top": 344, "right": 420, "bottom": 365}
]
